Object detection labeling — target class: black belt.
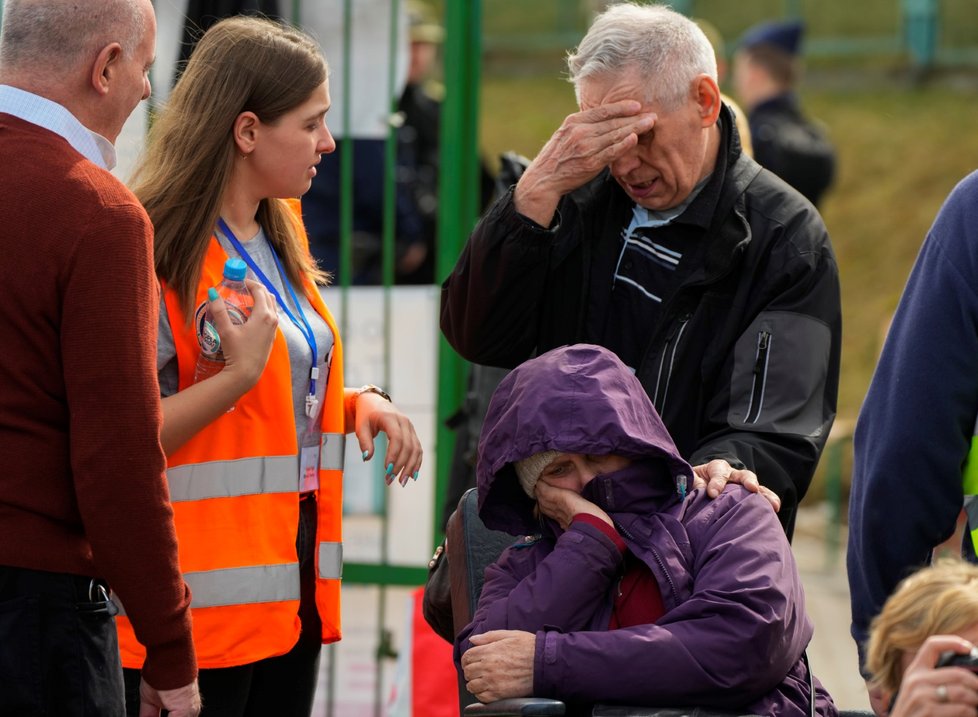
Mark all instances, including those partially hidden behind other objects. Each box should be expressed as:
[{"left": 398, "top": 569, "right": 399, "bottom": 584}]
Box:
[{"left": 0, "top": 565, "right": 117, "bottom": 615}]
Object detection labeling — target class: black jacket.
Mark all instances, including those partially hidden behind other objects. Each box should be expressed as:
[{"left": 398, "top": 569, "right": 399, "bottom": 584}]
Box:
[
  {"left": 749, "top": 92, "right": 836, "bottom": 207},
  {"left": 440, "top": 109, "right": 840, "bottom": 539}
]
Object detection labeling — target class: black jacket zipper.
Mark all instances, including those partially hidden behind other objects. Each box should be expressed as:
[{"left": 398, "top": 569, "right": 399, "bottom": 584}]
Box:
[
  {"left": 653, "top": 314, "right": 691, "bottom": 414},
  {"left": 745, "top": 330, "right": 771, "bottom": 424}
]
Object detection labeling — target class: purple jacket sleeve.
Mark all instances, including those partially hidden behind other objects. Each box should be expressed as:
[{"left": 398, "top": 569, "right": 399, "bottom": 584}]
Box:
[{"left": 454, "top": 520, "right": 623, "bottom": 666}]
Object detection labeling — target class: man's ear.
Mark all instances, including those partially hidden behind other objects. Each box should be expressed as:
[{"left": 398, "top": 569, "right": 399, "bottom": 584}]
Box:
[
  {"left": 694, "top": 74, "right": 722, "bottom": 127},
  {"left": 90, "top": 43, "right": 123, "bottom": 96},
  {"left": 233, "top": 111, "right": 261, "bottom": 156}
]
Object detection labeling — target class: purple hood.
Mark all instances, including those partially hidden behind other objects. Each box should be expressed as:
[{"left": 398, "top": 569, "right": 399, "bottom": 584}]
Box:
[{"left": 477, "top": 344, "right": 694, "bottom": 535}]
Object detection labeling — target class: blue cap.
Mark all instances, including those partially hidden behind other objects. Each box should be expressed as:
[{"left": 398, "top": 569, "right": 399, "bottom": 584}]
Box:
[
  {"left": 738, "top": 19, "right": 804, "bottom": 56},
  {"left": 223, "top": 257, "right": 247, "bottom": 281}
]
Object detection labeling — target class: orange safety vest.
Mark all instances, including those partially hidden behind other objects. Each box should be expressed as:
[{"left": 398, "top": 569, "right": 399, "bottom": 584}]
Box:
[{"left": 117, "top": 203, "right": 345, "bottom": 668}]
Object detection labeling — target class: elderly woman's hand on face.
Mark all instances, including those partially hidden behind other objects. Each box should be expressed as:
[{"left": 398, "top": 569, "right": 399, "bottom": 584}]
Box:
[
  {"left": 887, "top": 635, "right": 978, "bottom": 717},
  {"left": 535, "top": 480, "right": 612, "bottom": 530},
  {"left": 461, "top": 630, "right": 536, "bottom": 703}
]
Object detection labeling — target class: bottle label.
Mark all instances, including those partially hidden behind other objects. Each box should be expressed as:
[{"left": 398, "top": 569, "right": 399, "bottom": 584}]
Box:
[
  {"left": 194, "top": 302, "right": 221, "bottom": 356},
  {"left": 194, "top": 297, "right": 249, "bottom": 356},
  {"left": 224, "top": 303, "right": 249, "bottom": 324}
]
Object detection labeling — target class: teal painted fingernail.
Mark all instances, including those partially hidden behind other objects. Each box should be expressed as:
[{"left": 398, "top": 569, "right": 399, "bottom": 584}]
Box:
[
  {"left": 385, "top": 463, "right": 394, "bottom": 476},
  {"left": 362, "top": 450, "right": 369, "bottom": 461},
  {"left": 412, "top": 471, "right": 419, "bottom": 481},
  {"left": 207, "top": 287, "right": 219, "bottom": 301}
]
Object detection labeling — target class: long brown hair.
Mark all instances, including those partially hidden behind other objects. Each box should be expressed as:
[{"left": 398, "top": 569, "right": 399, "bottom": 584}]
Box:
[{"left": 131, "top": 15, "right": 329, "bottom": 321}]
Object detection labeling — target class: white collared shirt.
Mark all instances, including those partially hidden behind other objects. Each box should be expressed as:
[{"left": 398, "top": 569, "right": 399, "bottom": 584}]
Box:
[{"left": 0, "top": 84, "right": 117, "bottom": 169}]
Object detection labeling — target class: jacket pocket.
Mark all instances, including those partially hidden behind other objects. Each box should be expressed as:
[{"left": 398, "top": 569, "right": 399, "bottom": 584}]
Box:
[{"left": 727, "top": 311, "right": 831, "bottom": 436}]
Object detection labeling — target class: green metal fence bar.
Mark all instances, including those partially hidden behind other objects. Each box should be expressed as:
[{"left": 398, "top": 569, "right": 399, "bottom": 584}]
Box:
[
  {"left": 329, "top": 9, "right": 356, "bottom": 717},
  {"left": 434, "top": 0, "right": 484, "bottom": 553},
  {"left": 345, "top": 563, "right": 428, "bottom": 586},
  {"left": 382, "top": 0, "right": 401, "bottom": 291},
  {"left": 373, "top": 2, "right": 403, "bottom": 713},
  {"left": 339, "top": 0, "right": 354, "bottom": 301}
]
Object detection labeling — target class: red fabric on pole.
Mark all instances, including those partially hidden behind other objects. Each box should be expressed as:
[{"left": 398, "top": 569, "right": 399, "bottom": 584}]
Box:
[{"left": 410, "top": 585, "right": 459, "bottom": 716}]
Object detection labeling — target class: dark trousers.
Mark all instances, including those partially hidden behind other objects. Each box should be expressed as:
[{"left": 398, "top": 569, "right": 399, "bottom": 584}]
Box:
[
  {"left": 125, "top": 495, "right": 322, "bottom": 716},
  {"left": 0, "top": 564, "right": 124, "bottom": 716}
]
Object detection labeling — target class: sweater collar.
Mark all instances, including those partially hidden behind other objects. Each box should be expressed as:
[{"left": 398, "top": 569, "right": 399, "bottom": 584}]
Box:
[{"left": 0, "top": 85, "right": 117, "bottom": 169}]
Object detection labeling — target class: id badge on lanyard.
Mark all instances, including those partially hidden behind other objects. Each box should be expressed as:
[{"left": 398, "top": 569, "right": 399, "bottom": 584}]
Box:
[
  {"left": 299, "top": 429, "right": 320, "bottom": 492},
  {"left": 299, "top": 345, "right": 334, "bottom": 492},
  {"left": 298, "top": 378, "right": 322, "bottom": 492}
]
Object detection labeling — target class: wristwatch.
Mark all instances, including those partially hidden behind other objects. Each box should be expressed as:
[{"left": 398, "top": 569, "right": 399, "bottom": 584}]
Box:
[{"left": 356, "top": 384, "right": 392, "bottom": 402}]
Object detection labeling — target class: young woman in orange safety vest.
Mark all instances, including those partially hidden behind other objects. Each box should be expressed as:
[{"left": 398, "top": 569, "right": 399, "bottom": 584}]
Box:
[{"left": 114, "top": 16, "right": 424, "bottom": 717}]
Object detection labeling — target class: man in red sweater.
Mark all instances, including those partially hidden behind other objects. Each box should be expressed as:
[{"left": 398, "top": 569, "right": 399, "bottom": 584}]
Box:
[{"left": 0, "top": 1, "right": 200, "bottom": 715}]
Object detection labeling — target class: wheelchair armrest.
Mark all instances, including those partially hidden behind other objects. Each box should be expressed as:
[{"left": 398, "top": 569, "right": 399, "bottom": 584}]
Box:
[
  {"left": 593, "top": 708, "right": 762, "bottom": 717},
  {"left": 464, "top": 703, "right": 766, "bottom": 717},
  {"left": 464, "top": 697, "right": 566, "bottom": 715}
]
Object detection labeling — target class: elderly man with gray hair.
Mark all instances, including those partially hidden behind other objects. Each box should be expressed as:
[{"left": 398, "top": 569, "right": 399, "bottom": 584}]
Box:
[
  {"left": 441, "top": 2, "right": 840, "bottom": 541},
  {"left": 0, "top": 1, "right": 199, "bottom": 715}
]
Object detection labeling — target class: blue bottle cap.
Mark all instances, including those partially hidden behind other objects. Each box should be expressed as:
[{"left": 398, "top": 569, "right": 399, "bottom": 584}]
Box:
[{"left": 223, "top": 257, "right": 248, "bottom": 281}]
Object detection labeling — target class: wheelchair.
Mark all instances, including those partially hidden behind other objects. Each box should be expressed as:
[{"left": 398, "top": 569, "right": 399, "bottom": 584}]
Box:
[{"left": 435, "top": 488, "right": 873, "bottom": 717}]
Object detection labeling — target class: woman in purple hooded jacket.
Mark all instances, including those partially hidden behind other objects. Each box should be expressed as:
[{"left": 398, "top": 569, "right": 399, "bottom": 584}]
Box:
[{"left": 455, "top": 344, "right": 837, "bottom": 716}]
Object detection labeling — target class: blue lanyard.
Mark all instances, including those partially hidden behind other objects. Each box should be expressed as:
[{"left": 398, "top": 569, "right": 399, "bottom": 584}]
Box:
[{"left": 218, "top": 218, "right": 321, "bottom": 418}]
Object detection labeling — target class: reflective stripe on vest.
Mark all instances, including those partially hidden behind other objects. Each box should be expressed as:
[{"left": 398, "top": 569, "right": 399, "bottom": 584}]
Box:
[
  {"left": 116, "top": 562, "right": 300, "bottom": 614},
  {"left": 168, "top": 455, "right": 297, "bottom": 502},
  {"left": 963, "top": 414, "right": 978, "bottom": 556},
  {"left": 166, "top": 436, "right": 345, "bottom": 502},
  {"left": 319, "top": 541, "right": 343, "bottom": 579},
  {"left": 186, "top": 563, "right": 300, "bottom": 608},
  {"left": 321, "top": 433, "right": 345, "bottom": 471}
]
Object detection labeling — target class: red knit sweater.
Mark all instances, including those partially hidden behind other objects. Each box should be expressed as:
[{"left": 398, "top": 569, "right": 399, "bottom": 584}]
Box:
[{"left": 0, "top": 114, "right": 196, "bottom": 689}]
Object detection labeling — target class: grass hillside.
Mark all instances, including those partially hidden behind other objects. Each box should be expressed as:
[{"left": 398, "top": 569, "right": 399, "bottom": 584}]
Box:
[{"left": 807, "top": 79, "right": 978, "bottom": 420}]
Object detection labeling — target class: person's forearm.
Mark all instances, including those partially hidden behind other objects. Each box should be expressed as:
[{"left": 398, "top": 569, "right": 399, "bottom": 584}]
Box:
[
  {"left": 62, "top": 205, "right": 196, "bottom": 689},
  {"left": 160, "top": 371, "right": 253, "bottom": 454},
  {"left": 462, "top": 526, "right": 620, "bottom": 642},
  {"left": 512, "top": 168, "right": 561, "bottom": 228},
  {"left": 342, "top": 387, "right": 390, "bottom": 433}
]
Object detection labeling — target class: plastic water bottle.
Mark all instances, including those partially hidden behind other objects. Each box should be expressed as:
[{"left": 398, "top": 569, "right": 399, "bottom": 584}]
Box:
[{"left": 193, "top": 257, "right": 254, "bottom": 384}]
